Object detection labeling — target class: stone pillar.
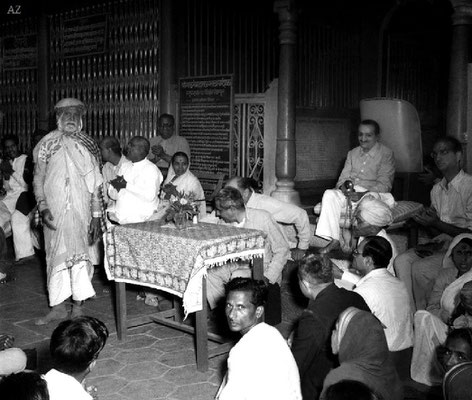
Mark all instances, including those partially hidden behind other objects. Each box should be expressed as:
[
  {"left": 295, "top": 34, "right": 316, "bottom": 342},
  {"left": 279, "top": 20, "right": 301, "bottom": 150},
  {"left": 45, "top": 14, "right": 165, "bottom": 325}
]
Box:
[
  {"left": 159, "top": 0, "right": 176, "bottom": 116},
  {"left": 37, "top": 13, "right": 50, "bottom": 132},
  {"left": 446, "top": 0, "right": 472, "bottom": 141},
  {"left": 272, "top": 0, "right": 300, "bottom": 205}
]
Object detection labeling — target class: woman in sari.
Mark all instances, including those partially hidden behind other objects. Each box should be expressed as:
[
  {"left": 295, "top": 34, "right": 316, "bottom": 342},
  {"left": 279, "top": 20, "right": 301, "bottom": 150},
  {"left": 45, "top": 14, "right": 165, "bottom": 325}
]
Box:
[
  {"left": 160, "top": 152, "right": 206, "bottom": 219},
  {"left": 320, "top": 307, "right": 403, "bottom": 400},
  {"left": 410, "top": 233, "right": 472, "bottom": 386}
]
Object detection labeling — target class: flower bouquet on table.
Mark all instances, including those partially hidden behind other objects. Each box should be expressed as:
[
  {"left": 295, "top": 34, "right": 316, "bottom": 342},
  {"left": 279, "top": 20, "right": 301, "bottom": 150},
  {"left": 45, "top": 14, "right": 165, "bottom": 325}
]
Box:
[{"left": 164, "top": 186, "right": 199, "bottom": 229}]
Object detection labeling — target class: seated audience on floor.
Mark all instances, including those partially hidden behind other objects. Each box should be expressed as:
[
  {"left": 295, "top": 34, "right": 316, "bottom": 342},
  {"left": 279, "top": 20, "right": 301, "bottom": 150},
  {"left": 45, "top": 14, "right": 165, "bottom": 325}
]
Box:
[
  {"left": 206, "top": 187, "right": 290, "bottom": 325},
  {"left": 215, "top": 277, "right": 301, "bottom": 400},
  {"left": 394, "top": 136, "right": 472, "bottom": 311},
  {"left": 334, "top": 195, "right": 396, "bottom": 274},
  {"left": 0, "top": 334, "right": 27, "bottom": 377},
  {"left": 0, "top": 371, "right": 50, "bottom": 400},
  {"left": 333, "top": 236, "right": 413, "bottom": 355},
  {"left": 323, "top": 380, "right": 383, "bottom": 400},
  {"left": 315, "top": 119, "right": 395, "bottom": 254},
  {"left": 44, "top": 316, "right": 109, "bottom": 400},
  {"left": 411, "top": 236, "right": 472, "bottom": 386},
  {"left": 159, "top": 151, "right": 206, "bottom": 219},
  {"left": 290, "top": 253, "right": 370, "bottom": 400},
  {"left": 320, "top": 307, "right": 403, "bottom": 400},
  {"left": 147, "top": 113, "right": 190, "bottom": 176},
  {"left": 108, "top": 136, "right": 163, "bottom": 224},
  {"left": 225, "top": 176, "right": 311, "bottom": 260},
  {"left": 99, "top": 136, "right": 131, "bottom": 208},
  {"left": 442, "top": 361, "right": 472, "bottom": 400},
  {"left": 0, "top": 135, "right": 36, "bottom": 262}
]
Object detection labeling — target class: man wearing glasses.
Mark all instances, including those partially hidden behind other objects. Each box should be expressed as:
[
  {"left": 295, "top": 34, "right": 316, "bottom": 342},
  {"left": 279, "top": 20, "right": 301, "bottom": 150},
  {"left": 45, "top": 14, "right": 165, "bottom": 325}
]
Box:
[
  {"left": 337, "top": 236, "right": 413, "bottom": 354},
  {"left": 147, "top": 113, "right": 190, "bottom": 176},
  {"left": 394, "top": 136, "right": 472, "bottom": 311}
]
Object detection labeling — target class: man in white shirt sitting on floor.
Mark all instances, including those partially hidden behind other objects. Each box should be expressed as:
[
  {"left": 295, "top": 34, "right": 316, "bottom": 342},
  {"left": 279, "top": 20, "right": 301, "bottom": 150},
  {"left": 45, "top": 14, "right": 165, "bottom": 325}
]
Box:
[
  {"left": 225, "top": 176, "right": 310, "bottom": 261},
  {"left": 108, "top": 136, "right": 163, "bottom": 224},
  {"left": 215, "top": 277, "right": 301, "bottom": 400},
  {"left": 334, "top": 236, "right": 414, "bottom": 356}
]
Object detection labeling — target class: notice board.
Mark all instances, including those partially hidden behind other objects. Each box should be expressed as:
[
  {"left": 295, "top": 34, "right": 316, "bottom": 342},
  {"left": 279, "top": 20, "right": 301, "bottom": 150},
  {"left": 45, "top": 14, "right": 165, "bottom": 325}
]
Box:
[{"left": 179, "top": 75, "right": 233, "bottom": 180}]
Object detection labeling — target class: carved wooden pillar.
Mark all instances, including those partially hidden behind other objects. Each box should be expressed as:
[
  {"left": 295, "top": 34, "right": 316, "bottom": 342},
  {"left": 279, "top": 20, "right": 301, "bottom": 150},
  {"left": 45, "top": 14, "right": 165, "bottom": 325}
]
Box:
[
  {"left": 37, "top": 13, "right": 50, "bottom": 132},
  {"left": 272, "top": 0, "right": 300, "bottom": 205},
  {"left": 446, "top": 0, "right": 472, "bottom": 141},
  {"left": 159, "top": 0, "right": 176, "bottom": 116}
]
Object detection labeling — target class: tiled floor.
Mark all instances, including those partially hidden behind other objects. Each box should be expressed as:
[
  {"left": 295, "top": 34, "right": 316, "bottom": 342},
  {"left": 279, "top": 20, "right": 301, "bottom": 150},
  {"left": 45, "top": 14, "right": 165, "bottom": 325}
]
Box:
[{"left": 0, "top": 235, "right": 442, "bottom": 400}]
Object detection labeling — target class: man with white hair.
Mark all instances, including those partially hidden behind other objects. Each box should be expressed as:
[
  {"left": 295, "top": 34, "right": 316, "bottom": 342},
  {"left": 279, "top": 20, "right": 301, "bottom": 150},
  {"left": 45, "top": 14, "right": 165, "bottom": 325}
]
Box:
[
  {"left": 338, "top": 194, "right": 397, "bottom": 274},
  {"left": 33, "top": 98, "right": 104, "bottom": 325}
]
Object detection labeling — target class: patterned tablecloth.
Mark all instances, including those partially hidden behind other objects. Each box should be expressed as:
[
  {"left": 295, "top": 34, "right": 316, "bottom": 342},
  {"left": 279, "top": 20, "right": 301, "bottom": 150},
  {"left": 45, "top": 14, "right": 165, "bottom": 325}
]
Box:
[{"left": 104, "top": 221, "right": 265, "bottom": 315}]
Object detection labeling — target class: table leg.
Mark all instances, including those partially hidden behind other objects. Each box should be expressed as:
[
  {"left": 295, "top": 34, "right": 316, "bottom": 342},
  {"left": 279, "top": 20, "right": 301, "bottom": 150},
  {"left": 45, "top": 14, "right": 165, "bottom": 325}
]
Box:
[
  {"left": 195, "top": 275, "right": 209, "bottom": 371},
  {"left": 116, "top": 282, "right": 127, "bottom": 340}
]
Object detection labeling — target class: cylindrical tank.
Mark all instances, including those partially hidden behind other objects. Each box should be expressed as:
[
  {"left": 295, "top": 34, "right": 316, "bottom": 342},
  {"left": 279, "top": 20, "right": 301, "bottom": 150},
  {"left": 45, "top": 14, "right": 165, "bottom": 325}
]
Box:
[{"left": 360, "top": 98, "right": 423, "bottom": 173}]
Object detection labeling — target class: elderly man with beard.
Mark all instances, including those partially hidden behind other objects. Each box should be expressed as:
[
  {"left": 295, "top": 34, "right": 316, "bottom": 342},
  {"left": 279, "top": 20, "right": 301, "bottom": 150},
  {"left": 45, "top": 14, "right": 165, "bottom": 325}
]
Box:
[{"left": 33, "top": 98, "right": 104, "bottom": 325}]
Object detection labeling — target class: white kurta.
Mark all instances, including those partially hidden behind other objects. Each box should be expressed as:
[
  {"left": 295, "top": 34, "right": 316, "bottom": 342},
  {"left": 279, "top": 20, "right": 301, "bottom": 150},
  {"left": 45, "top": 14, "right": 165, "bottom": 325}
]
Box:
[
  {"left": 44, "top": 369, "right": 92, "bottom": 400},
  {"left": 247, "top": 192, "right": 311, "bottom": 250},
  {"left": 353, "top": 268, "right": 414, "bottom": 351},
  {"left": 109, "top": 158, "right": 163, "bottom": 224},
  {"left": 216, "top": 322, "right": 302, "bottom": 400}
]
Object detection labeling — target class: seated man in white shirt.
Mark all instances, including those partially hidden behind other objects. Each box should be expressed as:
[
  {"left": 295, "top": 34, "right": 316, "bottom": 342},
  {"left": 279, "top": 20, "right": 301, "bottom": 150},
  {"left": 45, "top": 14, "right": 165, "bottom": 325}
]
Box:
[
  {"left": 215, "top": 277, "right": 301, "bottom": 400},
  {"left": 44, "top": 316, "right": 109, "bottom": 400},
  {"left": 207, "top": 187, "right": 290, "bottom": 325},
  {"left": 108, "top": 136, "right": 163, "bottom": 224},
  {"left": 315, "top": 120, "right": 395, "bottom": 254},
  {"left": 333, "top": 236, "right": 414, "bottom": 357},
  {"left": 99, "top": 136, "right": 132, "bottom": 208},
  {"left": 394, "top": 136, "right": 472, "bottom": 311},
  {"left": 0, "top": 135, "right": 36, "bottom": 263},
  {"left": 225, "top": 176, "right": 310, "bottom": 261}
]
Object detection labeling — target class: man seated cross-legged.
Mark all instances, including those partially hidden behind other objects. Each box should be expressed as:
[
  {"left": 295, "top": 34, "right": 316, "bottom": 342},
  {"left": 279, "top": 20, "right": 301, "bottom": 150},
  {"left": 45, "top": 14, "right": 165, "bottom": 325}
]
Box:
[{"left": 215, "top": 277, "right": 302, "bottom": 400}]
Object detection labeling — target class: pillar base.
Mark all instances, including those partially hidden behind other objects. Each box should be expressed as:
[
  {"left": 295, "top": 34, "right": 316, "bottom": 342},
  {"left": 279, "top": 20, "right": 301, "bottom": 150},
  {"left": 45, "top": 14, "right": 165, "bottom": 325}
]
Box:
[{"left": 271, "top": 179, "right": 300, "bottom": 206}]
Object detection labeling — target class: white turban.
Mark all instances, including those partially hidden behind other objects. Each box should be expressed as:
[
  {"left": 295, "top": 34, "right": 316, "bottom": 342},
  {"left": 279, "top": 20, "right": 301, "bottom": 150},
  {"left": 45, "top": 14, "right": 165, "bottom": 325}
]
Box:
[{"left": 356, "top": 194, "right": 393, "bottom": 227}]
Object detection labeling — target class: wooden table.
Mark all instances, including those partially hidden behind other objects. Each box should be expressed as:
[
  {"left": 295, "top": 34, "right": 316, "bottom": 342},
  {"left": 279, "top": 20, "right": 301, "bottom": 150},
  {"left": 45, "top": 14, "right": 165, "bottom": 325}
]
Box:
[{"left": 104, "top": 221, "right": 265, "bottom": 371}]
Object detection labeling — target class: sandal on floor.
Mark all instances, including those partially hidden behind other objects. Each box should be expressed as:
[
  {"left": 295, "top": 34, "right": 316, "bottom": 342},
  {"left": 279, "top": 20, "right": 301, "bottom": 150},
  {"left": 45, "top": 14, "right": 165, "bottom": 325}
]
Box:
[{"left": 0, "top": 272, "right": 10, "bottom": 284}]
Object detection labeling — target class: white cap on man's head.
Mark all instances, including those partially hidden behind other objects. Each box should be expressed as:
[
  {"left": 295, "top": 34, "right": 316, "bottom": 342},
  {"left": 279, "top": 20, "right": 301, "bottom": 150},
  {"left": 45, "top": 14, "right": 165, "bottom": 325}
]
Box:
[{"left": 54, "top": 98, "right": 85, "bottom": 111}]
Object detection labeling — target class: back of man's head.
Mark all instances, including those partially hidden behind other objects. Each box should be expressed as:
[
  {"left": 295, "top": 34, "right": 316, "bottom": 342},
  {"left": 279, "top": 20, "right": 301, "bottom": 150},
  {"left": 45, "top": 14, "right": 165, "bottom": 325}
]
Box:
[
  {"left": 362, "top": 236, "right": 392, "bottom": 269},
  {"left": 225, "top": 277, "right": 268, "bottom": 307},
  {"left": 100, "top": 136, "right": 122, "bottom": 156},
  {"left": 50, "top": 316, "right": 109, "bottom": 375},
  {"left": 215, "top": 187, "right": 245, "bottom": 211},
  {"left": 298, "top": 254, "right": 333, "bottom": 285},
  {"left": 0, "top": 371, "right": 49, "bottom": 400}
]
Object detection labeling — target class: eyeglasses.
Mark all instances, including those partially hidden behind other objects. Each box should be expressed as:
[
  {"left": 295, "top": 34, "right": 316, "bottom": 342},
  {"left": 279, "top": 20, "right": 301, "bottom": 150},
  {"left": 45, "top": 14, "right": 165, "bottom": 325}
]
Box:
[{"left": 430, "top": 149, "right": 451, "bottom": 159}]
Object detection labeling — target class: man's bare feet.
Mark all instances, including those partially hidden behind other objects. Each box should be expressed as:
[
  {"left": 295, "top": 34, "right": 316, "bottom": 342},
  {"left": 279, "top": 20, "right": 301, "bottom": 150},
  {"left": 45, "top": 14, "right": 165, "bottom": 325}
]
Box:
[{"left": 318, "top": 239, "right": 340, "bottom": 254}]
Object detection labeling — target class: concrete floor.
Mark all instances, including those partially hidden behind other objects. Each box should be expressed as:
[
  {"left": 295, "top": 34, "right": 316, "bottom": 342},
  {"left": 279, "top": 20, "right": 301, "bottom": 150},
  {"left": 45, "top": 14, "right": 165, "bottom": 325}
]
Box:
[{"left": 0, "top": 235, "right": 442, "bottom": 400}]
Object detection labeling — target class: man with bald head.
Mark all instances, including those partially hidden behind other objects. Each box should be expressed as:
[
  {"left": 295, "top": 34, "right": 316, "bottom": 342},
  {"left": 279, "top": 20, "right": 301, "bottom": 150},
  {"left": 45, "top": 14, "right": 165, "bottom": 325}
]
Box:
[{"left": 108, "top": 136, "right": 162, "bottom": 224}]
